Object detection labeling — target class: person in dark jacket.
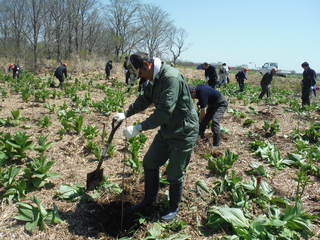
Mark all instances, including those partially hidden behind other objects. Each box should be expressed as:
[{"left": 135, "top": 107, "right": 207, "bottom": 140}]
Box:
[
  {"left": 235, "top": 68, "right": 248, "bottom": 92},
  {"left": 8, "top": 64, "right": 21, "bottom": 78},
  {"left": 203, "top": 62, "right": 218, "bottom": 88},
  {"left": 113, "top": 52, "right": 198, "bottom": 222},
  {"left": 259, "top": 67, "right": 278, "bottom": 99},
  {"left": 189, "top": 84, "right": 228, "bottom": 147},
  {"left": 123, "top": 56, "right": 131, "bottom": 85},
  {"left": 54, "top": 63, "right": 68, "bottom": 88},
  {"left": 301, "top": 62, "right": 316, "bottom": 106},
  {"left": 105, "top": 60, "right": 113, "bottom": 79}
]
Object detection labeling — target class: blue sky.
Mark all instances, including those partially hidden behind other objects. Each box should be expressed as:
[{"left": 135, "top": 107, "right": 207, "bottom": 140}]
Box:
[{"left": 101, "top": 0, "right": 320, "bottom": 73}]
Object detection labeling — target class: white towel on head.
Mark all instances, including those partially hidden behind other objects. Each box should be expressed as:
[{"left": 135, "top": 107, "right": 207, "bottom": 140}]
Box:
[{"left": 153, "top": 57, "right": 162, "bottom": 80}]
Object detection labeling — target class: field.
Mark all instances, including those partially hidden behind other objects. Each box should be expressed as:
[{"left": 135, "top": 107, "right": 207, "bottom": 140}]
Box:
[{"left": 0, "top": 64, "right": 319, "bottom": 240}]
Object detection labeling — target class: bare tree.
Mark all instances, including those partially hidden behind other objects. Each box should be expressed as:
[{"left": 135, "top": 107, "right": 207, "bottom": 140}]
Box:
[
  {"left": 23, "top": 0, "right": 46, "bottom": 70},
  {"left": 0, "top": 0, "right": 27, "bottom": 59},
  {"left": 65, "top": 0, "right": 99, "bottom": 56},
  {"left": 138, "top": 3, "right": 173, "bottom": 58},
  {"left": 103, "top": 0, "right": 140, "bottom": 61},
  {"left": 167, "top": 27, "right": 191, "bottom": 65},
  {"left": 46, "top": 0, "right": 69, "bottom": 62}
]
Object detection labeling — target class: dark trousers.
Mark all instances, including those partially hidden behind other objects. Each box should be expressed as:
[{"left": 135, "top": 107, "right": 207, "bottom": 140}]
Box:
[
  {"left": 208, "top": 79, "right": 217, "bottom": 88},
  {"left": 238, "top": 79, "right": 245, "bottom": 92},
  {"left": 199, "top": 95, "right": 228, "bottom": 142},
  {"left": 125, "top": 71, "right": 130, "bottom": 84},
  {"left": 55, "top": 75, "right": 64, "bottom": 83},
  {"left": 106, "top": 70, "right": 110, "bottom": 78},
  {"left": 301, "top": 87, "right": 311, "bottom": 106},
  {"left": 259, "top": 83, "right": 270, "bottom": 99}
]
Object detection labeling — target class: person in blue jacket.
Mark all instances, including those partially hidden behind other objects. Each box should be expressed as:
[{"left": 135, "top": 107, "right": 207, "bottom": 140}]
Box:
[
  {"left": 189, "top": 84, "right": 228, "bottom": 147},
  {"left": 8, "top": 64, "right": 21, "bottom": 78},
  {"left": 301, "top": 62, "right": 316, "bottom": 106},
  {"left": 113, "top": 52, "right": 198, "bottom": 222},
  {"left": 235, "top": 68, "right": 248, "bottom": 92}
]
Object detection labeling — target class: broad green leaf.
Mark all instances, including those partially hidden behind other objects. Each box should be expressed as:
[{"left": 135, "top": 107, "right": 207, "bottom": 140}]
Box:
[
  {"left": 208, "top": 206, "right": 250, "bottom": 228},
  {"left": 195, "top": 180, "right": 211, "bottom": 194}
]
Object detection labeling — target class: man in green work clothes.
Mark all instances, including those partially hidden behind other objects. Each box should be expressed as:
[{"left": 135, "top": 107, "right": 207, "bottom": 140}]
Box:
[{"left": 113, "top": 52, "right": 198, "bottom": 221}]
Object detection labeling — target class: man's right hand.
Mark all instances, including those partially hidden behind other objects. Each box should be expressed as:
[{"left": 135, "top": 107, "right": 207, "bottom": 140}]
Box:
[{"left": 113, "top": 113, "right": 126, "bottom": 124}]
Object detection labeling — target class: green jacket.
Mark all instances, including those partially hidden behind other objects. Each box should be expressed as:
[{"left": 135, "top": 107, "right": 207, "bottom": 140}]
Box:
[{"left": 125, "top": 64, "right": 198, "bottom": 151}]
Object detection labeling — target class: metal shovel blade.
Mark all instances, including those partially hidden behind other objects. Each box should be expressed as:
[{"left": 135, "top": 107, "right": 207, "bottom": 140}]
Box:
[
  {"left": 86, "top": 168, "right": 104, "bottom": 191},
  {"left": 86, "top": 119, "right": 122, "bottom": 191}
]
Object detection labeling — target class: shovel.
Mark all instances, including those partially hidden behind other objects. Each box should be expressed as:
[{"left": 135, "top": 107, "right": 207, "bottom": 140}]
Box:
[{"left": 86, "top": 118, "right": 123, "bottom": 191}]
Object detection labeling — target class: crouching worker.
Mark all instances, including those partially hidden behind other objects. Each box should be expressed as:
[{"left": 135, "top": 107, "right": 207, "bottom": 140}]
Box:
[
  {"left": 8, "top": 64, "right": 21, "bottom": 79},
  {"left": 189, "top": 84, "right": 228, "bottom": 147},
  {"left": 113, "top": 52, "right": 198, "bottom": 221},
  {"left": 54, "top": 63, "right": 68, "bottom": 88}
]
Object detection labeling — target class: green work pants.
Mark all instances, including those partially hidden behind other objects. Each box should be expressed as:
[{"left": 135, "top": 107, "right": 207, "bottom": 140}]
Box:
[{"left": 143, "top": 131, "right": 193, "bottom": 185}]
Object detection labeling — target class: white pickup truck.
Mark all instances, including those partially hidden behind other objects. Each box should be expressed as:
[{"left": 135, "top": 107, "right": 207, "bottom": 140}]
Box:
[{"left": 259, "top": 62, "right": 291, "bottom": 77}]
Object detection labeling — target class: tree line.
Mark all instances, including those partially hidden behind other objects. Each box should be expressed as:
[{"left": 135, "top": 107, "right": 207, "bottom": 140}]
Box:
[{"left": 0, "top": 0, "right": 190, "bottom": 71}]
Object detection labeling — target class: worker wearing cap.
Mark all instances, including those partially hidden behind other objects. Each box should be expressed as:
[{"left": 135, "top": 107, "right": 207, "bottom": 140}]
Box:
[
  {"left": 259, "top": 67, "right": 278, "bottom": 99},
  {"left": 301, "top": 62, "right": 316, "bottom": 106},
  {"left": 203, "top": 62, "right": 218, "bottom": 88},
  {"left": 8, "top": 64, "right": 21, "bottom": 79},
  {"left": 235, "top": 67, "right": 248, "bottom": 92},
  {"left": 53, "top": 63, "right": 68, "bottom": 88},
  {"left": 113, "top": 52, "right": 198, "bottom": 221},
  {"left": 188, "top": 84, "right": 228, "bottom": 147}
]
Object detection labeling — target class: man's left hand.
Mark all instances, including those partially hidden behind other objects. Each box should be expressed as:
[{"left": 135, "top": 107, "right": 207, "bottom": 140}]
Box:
[{"left": 123, "top": 124, "right": 142, "bottom": 140}]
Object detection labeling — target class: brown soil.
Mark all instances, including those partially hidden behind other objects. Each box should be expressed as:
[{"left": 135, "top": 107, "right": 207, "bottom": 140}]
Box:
[{"left": 0, "top": 64, "right": 319, "bottom": 239}]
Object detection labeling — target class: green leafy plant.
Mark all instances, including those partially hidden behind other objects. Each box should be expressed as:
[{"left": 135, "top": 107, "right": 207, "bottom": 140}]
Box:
[
  {"left": 55, "top": 183, "right": 89, "bottom": 202},
  {"left": 58, "top": 128, "right": 66, "bottom": 139},
  {"left": 206, "top": 149, "right": 239, "bottom": 175},
  {"left": 37, "top": 116, "right": 52, "bottom": 128},
  {"left": 14, "top": 195, "right": 62, "bottom": 234},
  {"left": 248, "top": 161, "right": 269, "bottom": 177},
  {"left": 243, "top": 118, "right": 255, "bottom": 127},
  {"left": 293, "top": 169, "right": 311, "bottom": 201},
  {"left": 9, "top": 109, "right": 28, "bottom": 126},
  {"left": 206, "top": 200, "right": 316, "bottom": 239},
  {"left": 23, "top": 156, "right": 59, "bottom": 189},
  {"left": 72, "top": 115, "right": 84, "bottom": 134},
  {"left": 83, "top": 125, "right": 99, "bottom": 139},
  {"left": 44, "top": 103, "right": 56, "bottom": 113},
  {"left": 263, "top": 119, "right": 280, "bottom": 136},
  {"left": 125, "top": 134, "right": 147, "bottom": 172},
  {"left": 34, "top": 135, "right": 53, "bottom": 157},
  {"left": 6, "top": 131, "right": 34, "bottom": 161},
  {"left": 2, "top": 179, "right": 26, "bottom": 203}
]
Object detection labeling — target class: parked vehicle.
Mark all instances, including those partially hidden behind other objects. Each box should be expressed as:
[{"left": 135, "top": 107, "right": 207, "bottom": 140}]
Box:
[{"left": 259, "top": 62, "right": 291, "bottom": 77}]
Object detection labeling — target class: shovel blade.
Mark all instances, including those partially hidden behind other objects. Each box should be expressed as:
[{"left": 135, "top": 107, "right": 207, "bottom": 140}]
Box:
[{"left": 86, "top": 168, "right": 103, "bottom": 191}]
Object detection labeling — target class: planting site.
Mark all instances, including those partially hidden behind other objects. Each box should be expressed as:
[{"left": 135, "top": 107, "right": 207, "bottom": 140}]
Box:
[{"left": 0, "top": 63, "right": 319, "bottom": 240}]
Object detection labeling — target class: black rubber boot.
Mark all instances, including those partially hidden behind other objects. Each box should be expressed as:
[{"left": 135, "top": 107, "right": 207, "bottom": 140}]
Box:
[
  {"left": 161, "top": 183, "right": 183, "bottom": 221},
  {"left": 213, "top": 133, "right": 220, "bottom": 147},
  {"left": 131, "top": 168, "right": 159, "bottom": 211}
]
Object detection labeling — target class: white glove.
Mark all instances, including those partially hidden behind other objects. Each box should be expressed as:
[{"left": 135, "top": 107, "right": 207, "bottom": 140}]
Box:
[
  {"left": 123, "top": 124, "right": 142, "bottom": 140},
  {"left": 205, "top": 77, "right": 209, "bottom": 81},
  {"left": 267, "top": 85, "right": 271, "bottom": 89},
  {"left": 113, "top": 113, "right": 126, "bottom": 124}
]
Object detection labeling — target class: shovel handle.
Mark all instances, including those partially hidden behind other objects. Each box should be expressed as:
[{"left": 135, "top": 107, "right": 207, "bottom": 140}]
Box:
[{"left": 95, "top": 118, "right": 123, "bottom": 170}]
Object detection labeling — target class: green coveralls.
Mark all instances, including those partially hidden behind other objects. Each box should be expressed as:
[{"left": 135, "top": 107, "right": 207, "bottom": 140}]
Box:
[{"left": 125, "top": 64, "right": 199, "bottom": 184}]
